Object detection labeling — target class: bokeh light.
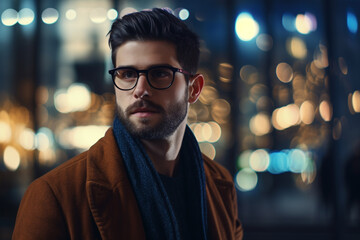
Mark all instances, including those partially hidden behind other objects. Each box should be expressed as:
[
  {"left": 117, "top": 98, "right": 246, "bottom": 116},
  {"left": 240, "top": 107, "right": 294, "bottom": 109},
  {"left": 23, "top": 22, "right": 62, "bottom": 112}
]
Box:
[
  {"left": 288, "top": 149, "right": 308, "bottom": 173},
  {"left": 282, "top": 13, "right": 296, "bottom": 32},
  {"left": 249, "top": 112, "right": 272, "bottom": 136},
  {"left": 58, "top": 125, "right": 109, "bottom": 149},
  {"left": 319, "top": 100, "right": 332, "bottom": 121},
  {"left": 199, "top": 142, "right": 216, "bottom": 159},
  {"left": 287, "top": 37, "right": 307, "bottom": 59},
  {"left": 276, "top": 62, "right": 294, "bottom": 83},
  {"left": 18, "top": 128, "right": 36, "bottom": 150},
  {"left": 268, "top": 151, "right": 289, "bottom": 174},
  {"left": 218, "top": 63, "right": 234, "bottom": 83},
  {"left": 338, "top": 57, "right": 348, "bottom": 75},
  {"left": 18, "top": 8, "right": 35, "bottom": 25},
  {"left": 256, "top": 33, "right": 273, "bottom": 51},
  {"left": 295, "top": 13, "right": 316, "bottom": 34},
  {"left": 1, "top": 9, "right": 18, "bottom": 26},
  {"left": 191, "top": 122, "right": 222, "bottom": 143},
  {"left": 211, "top": 99, "right": 231, "bottom": 124},
  {"left": 237, "top": 150, "right": 252, "bottom": 169},
  {"left": 240, "top": 65, "right": 259, "bottom": 84},
  {"left": 107, "top": 9, "right": 118, "bottom": 20},
  {"left": 352, "top": 90, "right": 360, "bottom": 113},
  {"left": 54, "top": 83, "right": 91, "bottom": 113},
  {"left": 347, "top": 12, "right": 358, "bottom": 34},
  {"left": 272, "top": 104, "right": 301, "bottom": 130},
  {"left": 42, "top": 8, "right": 59, "bottom": 24},
  {"left": 300, "top": 100, "right": 315, "bottom": 124},
  {"left": 36, "top": 127, "right": 54, "bottom": 151},
  {"left": 65, "top": 9, "right": 77, "bottom": 20},
  {"left": 235, "top": 168, "right": 258, "bottom": 191},
  {"left": 179, "top": 9, "right": 189, "bottom": 20},
  {"left": 89, "top": 8, "right": 107, "bottom": 23},
  {"left": 3, "top": 146, "right": 21, "bottom": 171},
  {"left": 0, "top": 121, "right": 12, "bottom": 143},
  {"left": 235, "top": 12, "right": 259, "bottom": 41},
  {"left": 249, "top": 149, "right": 270, "bottom": 172}
]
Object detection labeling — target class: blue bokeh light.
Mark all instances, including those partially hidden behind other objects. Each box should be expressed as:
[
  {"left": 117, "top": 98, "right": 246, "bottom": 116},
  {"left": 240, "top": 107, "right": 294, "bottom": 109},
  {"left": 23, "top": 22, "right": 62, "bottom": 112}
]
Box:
[{"left": 347, "top": 12, "right": 358, "bottom": 34}]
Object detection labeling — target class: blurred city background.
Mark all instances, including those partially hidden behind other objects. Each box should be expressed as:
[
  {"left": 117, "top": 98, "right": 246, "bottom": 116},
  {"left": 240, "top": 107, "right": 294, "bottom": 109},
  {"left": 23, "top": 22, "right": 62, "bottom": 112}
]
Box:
[{"left": 0, "top": 0, "right": 360, "bottom": 239}]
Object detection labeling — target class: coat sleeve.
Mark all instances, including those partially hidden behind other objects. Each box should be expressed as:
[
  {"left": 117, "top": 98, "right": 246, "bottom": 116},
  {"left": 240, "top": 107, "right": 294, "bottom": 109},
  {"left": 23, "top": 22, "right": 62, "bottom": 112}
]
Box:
[{"left": 12, "top": 178, "right": 69, "bottom": 240}]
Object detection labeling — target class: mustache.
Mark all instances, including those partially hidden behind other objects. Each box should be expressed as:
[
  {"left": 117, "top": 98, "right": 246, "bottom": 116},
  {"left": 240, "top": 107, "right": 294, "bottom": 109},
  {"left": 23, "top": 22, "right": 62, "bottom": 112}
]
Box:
[{"left": 125, "top": 100, "right": 164, "bottom": 115}]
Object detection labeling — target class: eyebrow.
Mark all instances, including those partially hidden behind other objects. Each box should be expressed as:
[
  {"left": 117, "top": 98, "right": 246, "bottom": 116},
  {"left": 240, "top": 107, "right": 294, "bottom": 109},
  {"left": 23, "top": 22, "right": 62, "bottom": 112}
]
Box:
[{"left": 114, "top": 64, "right": 174, "bottom": 69}]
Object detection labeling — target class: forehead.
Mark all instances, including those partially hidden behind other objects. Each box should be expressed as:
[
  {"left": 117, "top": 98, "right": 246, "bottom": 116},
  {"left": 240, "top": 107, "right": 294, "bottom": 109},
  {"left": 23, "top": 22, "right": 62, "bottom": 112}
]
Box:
[{"left": 114, "top": 40, "right": 179, "bottom": 68}]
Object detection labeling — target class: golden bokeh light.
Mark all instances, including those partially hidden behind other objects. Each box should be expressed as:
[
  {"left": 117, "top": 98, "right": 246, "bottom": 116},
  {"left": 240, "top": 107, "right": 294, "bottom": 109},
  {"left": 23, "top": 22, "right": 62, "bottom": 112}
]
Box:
[
  {"left": 218, "top": 63, "right": 234, "bottom": 83},
  {"left": 338, "top": 57, "right": 348, "bottom": 75},
  {"left": 295, "top": 14, "right": 312, "bottom": 34},
  {"left": 272, "top": 104, "right": 301, "bottom": 130},
  {"left": 190, "top": 122, "right": 222, "bottom": 143},
  {"left": 199, "top": 86, "right": 219, "bottom": 105},
  {"left": 0, "top": 120, "right": 12, "bottom": 143},
  {"left": 54, "top": 83, "right": 91, "bottom": 113},
  {"left": 18, "top": 128, "right": 36, "bottom": 150},
  {"left": 276, "top": 62, "right": 294, "bottom": 83},
  {"left": 58, "top": 125, "right": 109, "bottom": 149},
  {"left": 249, "top": 112, "right": 272, "bottom": 136},
  {"left": 3, "top": 146, "right": 21, "bottom": 171},
  {"left": 352, "top": 90, "right": 360, "bottom": 113},
  {"left": 300, "top": 100, "right": 315, "bottom": 124},
  {"left": 39, "top": 148, "right": 56, "bottom": 166},
  {"left": 211, "top": 99, "right": 231, "bottom": 124},
  {"left": 240, "top": 65, "right": 259, "bottom": 85},
  {"left": 287, "top": 37, "right": 307, "bottom": 59},
  {"left": 199, "top": 142, "right": 216, "bottom": 160},
  {"left": 319, "top": 100, "right": 332, "bottom": 122}
]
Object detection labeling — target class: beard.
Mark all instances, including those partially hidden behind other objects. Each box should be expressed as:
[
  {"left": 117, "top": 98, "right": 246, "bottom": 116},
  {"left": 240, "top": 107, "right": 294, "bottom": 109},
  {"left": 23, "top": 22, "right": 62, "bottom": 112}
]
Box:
[{"left": 116, "top": 93, "right": 188, "bottom": 140}]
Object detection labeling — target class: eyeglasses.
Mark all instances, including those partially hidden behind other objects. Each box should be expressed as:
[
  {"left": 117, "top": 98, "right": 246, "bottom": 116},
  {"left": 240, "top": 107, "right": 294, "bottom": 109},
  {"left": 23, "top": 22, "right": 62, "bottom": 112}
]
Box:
[{"left": 108, "top": 65, "right": 192, "bottom": 91}]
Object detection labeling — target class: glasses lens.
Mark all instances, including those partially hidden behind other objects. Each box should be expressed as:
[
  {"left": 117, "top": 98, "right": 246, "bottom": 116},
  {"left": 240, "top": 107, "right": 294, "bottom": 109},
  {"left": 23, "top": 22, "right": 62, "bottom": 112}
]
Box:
[
  {"left": 114, "top": 68, "right": 138, "bottom": 90},
  {"left": 148, "top": 67, "right": 174, "bottom": 89}
]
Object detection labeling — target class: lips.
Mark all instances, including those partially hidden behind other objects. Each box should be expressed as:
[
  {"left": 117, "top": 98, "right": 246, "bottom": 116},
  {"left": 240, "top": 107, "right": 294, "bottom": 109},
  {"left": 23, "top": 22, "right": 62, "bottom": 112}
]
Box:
[
  {"left": 131, "top": 107, "right": 158, "bottom": 115},
  {"left": 127, "top": 100, "right": 163, "bottom": 117}
]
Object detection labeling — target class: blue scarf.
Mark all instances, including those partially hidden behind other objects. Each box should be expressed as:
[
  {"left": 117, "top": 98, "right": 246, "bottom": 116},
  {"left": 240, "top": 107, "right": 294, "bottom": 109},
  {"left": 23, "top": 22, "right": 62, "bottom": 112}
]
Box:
[{"left": 113, "top": 117, "right": 207, "bottom": 239}]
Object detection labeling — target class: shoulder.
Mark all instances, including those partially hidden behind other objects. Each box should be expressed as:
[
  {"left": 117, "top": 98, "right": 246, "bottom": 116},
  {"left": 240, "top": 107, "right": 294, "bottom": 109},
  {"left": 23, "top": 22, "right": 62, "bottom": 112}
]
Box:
[{"left": 36, "top": 127, "right": 115, "bottom": 187}]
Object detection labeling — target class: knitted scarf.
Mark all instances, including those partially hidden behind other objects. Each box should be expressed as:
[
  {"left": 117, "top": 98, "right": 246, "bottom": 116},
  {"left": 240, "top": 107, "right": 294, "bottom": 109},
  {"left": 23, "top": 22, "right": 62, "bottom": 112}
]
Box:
[{"left": 113, "top": 117, "right": 207, "bottom": 240}]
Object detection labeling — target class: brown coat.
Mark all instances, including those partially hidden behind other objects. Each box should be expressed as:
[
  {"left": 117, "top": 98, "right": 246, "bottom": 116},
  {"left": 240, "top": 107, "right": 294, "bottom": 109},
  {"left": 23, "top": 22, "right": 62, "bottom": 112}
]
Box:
[{"left": 12, "top": 128, "right": 243, "bottom": 240}]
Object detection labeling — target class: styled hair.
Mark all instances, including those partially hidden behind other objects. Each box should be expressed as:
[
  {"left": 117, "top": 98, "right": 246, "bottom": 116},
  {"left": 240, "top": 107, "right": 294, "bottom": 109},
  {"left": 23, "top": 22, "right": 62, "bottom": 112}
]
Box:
[{"left": 108, "top": 8, "right": 200, "bottom": 75}]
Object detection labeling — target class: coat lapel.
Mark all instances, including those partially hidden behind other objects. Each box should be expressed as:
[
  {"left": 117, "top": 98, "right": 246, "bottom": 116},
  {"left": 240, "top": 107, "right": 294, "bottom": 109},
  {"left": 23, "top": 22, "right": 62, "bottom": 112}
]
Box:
[
  {"left": 206, "top": 175, "right": 237, "bottom": 240},
  {"left": 85, "top": 129, "right": 146, "bottom": 239}
]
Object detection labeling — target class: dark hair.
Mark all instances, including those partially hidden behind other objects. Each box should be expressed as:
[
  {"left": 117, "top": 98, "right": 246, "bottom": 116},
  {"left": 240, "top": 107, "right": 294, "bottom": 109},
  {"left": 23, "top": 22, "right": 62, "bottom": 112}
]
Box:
[{"left": 108, "top": 8, "right": 200, "bottom": 75}]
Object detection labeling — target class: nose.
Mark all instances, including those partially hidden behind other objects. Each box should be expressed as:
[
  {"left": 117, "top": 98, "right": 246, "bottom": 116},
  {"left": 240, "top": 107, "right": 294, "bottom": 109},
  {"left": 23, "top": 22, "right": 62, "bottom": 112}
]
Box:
[{"left": 133, "top": 73, "right": 151, "bottom": 99}]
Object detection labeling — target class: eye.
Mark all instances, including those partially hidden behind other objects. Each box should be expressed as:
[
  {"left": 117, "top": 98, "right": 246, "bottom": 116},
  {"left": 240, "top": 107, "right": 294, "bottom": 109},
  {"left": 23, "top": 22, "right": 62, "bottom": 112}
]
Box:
[
  {"left": 116, "top": 69, "right": 137, "bottom": 79},
  {"left": 150, "top": 68, "right": 172, "bottom": 79}
]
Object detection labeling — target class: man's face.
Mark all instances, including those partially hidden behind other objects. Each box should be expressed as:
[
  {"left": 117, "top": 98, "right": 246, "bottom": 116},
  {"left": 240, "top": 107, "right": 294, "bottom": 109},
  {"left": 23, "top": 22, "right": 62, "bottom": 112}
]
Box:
[{"left": 114, "top": 40, "right": 189, "bottom": 139}]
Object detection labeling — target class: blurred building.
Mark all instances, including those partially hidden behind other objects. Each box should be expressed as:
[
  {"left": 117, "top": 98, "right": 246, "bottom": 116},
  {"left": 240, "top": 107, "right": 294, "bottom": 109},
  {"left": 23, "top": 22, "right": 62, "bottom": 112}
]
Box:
[{"left": 0, "top": 0, "right": 359, "bottom": 239}]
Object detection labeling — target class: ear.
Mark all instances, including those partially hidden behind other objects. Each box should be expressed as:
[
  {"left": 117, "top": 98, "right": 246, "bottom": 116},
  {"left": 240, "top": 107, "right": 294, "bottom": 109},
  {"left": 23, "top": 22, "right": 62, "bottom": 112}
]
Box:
[{"left": 188, "top": 74, "right": 204, "bottom": 104}]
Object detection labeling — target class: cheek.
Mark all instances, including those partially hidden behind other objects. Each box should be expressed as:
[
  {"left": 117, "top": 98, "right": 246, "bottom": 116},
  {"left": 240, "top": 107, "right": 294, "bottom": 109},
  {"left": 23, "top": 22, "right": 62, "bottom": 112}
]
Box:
[{"left": 115, "top": 92, "right": 128, "bottom": 110}]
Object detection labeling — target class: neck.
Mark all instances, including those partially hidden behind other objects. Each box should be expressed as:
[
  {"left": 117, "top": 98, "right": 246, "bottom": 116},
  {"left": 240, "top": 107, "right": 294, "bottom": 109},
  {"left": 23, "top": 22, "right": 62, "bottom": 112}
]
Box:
[{"left": 141, "top": 122, "right": 186, "bottom": 177}]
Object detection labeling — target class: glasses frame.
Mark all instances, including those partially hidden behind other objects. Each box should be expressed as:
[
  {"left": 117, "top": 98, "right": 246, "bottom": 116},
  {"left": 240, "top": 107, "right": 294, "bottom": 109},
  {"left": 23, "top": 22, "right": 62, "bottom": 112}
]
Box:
[{"left": 108, "top": 65, "right": 192, "bottom": 91}]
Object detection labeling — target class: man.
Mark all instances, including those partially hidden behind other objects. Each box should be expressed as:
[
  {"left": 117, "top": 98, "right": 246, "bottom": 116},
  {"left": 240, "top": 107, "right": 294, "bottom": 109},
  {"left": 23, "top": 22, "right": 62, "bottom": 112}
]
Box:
[{"left": 12, "top": 8, "right": 243, "bottom": 240}]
